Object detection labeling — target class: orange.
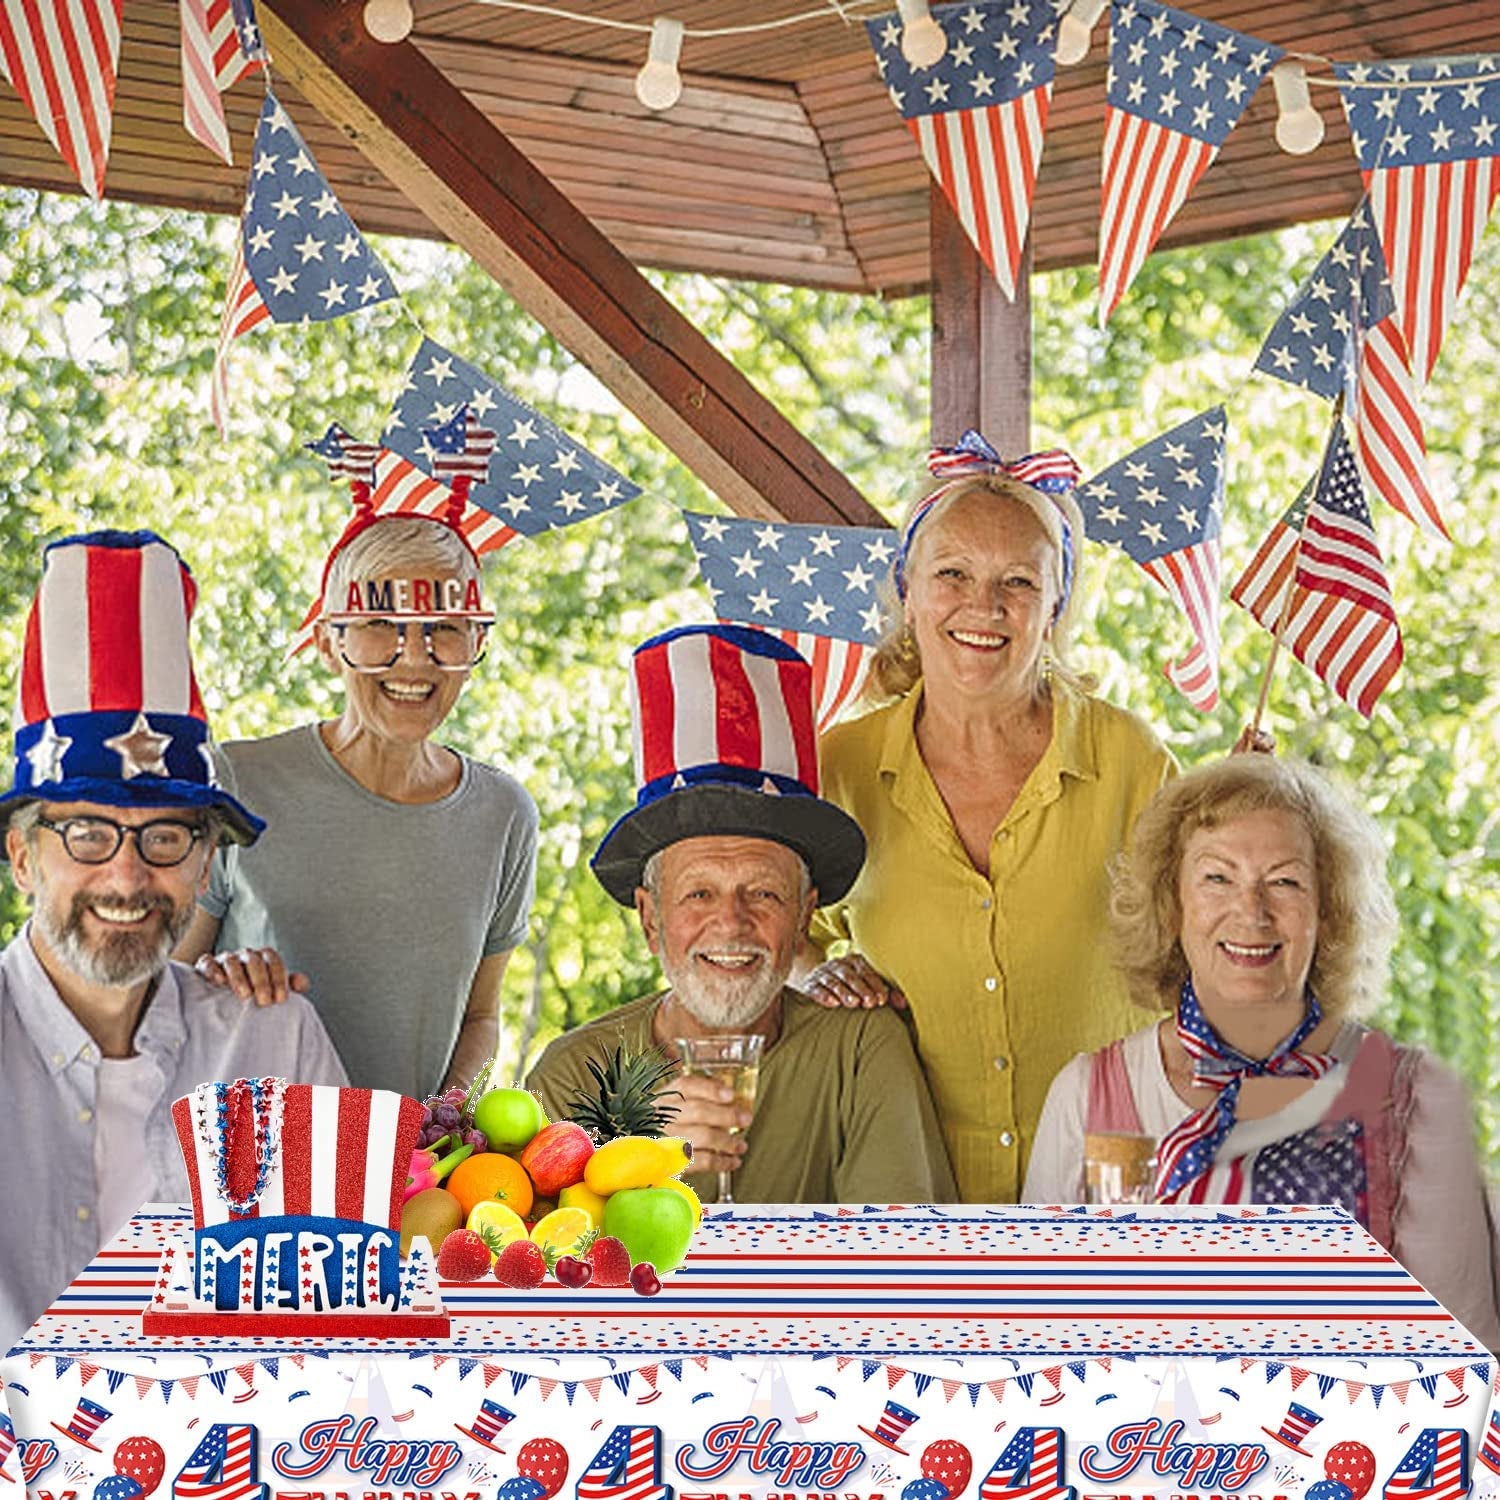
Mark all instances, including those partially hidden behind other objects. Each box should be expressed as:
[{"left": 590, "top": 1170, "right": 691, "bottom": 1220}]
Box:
[
  {"left": 446, "top": 1151, "right": 535, "bottom": 1221},
  {"left": 529, "top": 1206, "right": 593, "bottom": 1257}
]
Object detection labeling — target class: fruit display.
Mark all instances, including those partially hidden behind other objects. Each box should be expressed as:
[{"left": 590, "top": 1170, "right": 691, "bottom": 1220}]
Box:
[{"left": 401, "top": 1045, "right": 698, "bottom": 1296}]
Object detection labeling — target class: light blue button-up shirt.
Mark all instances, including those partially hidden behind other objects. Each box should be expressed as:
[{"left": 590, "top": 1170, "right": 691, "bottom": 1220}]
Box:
[{"left": 0, "top": 923, "right": 347, "bottom": 1350}]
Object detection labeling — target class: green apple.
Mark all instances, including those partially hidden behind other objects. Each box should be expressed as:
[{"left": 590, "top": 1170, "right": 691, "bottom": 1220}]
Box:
[
  {"left": 602, "top": 1187, "right": 696, "bottom": 1274},
  {"left": 473, "top": 1087, "right": 548, "bottom": 1151}
]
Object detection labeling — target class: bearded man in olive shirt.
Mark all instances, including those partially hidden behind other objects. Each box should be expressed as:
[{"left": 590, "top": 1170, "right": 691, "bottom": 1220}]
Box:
[{"left": 526, "top": 625, "right": 955, "bottom": 1206}]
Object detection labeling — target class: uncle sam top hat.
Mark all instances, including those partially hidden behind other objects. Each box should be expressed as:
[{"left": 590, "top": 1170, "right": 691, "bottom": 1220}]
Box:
[
  {"left": 0, "top": 530, "right": 263, "bottom": 844},
  {"left": 591, "top": 624, "right": 865, "bottom": 905}
]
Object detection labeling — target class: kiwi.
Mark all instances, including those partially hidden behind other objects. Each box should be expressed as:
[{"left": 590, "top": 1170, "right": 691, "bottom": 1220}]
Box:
[{"left": 400, "top": 1187, "right": 464, "bottom": 1256}]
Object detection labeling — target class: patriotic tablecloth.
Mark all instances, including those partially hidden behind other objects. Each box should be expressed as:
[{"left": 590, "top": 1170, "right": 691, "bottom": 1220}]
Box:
[{"left": 4, "top": 1204, "right": 1499, "bottom": 1500}]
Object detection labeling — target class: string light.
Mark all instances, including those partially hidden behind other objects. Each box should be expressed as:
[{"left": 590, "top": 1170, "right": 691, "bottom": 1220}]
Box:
[
  {"left": 636, "top": 18, "right": 685, "bottom": 111},
  {"left": 1272, "top": 59, "right": 1325, "bottom": 154},
  {"left": 1054, "top": 0, "right": 1108, "bottom": 67},
  {"left": 896, "top": 0, "right": 947, "bottom": 68},
  {"left": 363, "top": 0, "right": 414, "bottom": 44}
]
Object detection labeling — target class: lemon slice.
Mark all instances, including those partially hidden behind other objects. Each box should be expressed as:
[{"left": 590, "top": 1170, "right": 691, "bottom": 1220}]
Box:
[
  {"left": 467, "top": 1200, "right": 529, "bottom": 1261},
  {"left": 529, "top": 1206, "right": 593, "bottom": 1257}
]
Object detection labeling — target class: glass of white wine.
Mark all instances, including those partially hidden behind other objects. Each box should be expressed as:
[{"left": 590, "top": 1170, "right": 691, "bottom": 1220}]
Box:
[{"left": 675, "top": 1033, "right": 765, "bottom": 1205}]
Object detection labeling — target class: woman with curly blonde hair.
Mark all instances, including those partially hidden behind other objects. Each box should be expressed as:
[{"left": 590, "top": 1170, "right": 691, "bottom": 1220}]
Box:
[
  {"left": 800, "top": 437, "right": 1176, "bottom": 1203},
  {"left": 1025, "top": 756, "right": 1500, "bottom": 1351}
]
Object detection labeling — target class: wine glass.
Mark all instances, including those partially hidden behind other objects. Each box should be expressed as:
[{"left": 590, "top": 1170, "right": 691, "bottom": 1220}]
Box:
[
  {"left": 675, "top": 1034, "right": 765, "bottom": 1204},
  {"left": 1082, "top": 1131, "right": 1157, "bottom": 1205}
]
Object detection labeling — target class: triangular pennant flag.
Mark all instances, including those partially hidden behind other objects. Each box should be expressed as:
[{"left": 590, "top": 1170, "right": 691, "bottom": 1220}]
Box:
[
  {"left": 986, "top": 1380, "right": 1007, "bottom": 1402},
  {"left": 54, "top": 1357, "right": 72, "bottom": 1378},
  {"left": 1100, "top": 1358, "right": 1112, "bottom": 1374},
  {"left": 1077, "top": 405, "right": 1225, "bottom": 710},
  {"left": 510, "top": 1371, "right": 531, "bottom": 1396},
  {"left": 835, "top": 1357, "right": 852, "bottom": 1374},
  {"left": 211, "top": 91, "right": 398, "bottom": 432},
  {"left": 1042, "top": 1367, "right": 1062, "bottom": 1392},
  {"left": 1239, "top": 1358, "right": 1254, "bottom": 1374},
  {"left": 912, "top": 1373, "right": 934, "bottom": 1397},
  {"left": 433, "top": 1356, "right": 451, "bottom": 1370},
  {"left": 1420, "top": 1374, "right": 1440, "bottom": 1399},
  {"left": 1016, "top": 1373, "right": 1036, "bottom": 1399},
  {"left": 1317, "top": 1374, "right": 1337, "bottom": 1398},
  {"left": 1097, "top": 0, "right": 1281, "bottom": 323},
  {"left": 1392, "top": 1380, "right": 1409, "bottom": 1404},
  {"left": 458, "top": 1360, "right": 479, "bottom": 1382},
  {"left": 861, "top": 1361, "right": 880, "bottom": 1383},
  {"left": 1265, "top": 1362, "right": 1286, "bottom": 1383},
  {"left": 538, "top": 1379, "right": 556, "bottom": 1401},
  {"left": 583, "top": 1379, "right": 604, "bottom": 1402},
  {"left": 105, "top": 1369, "right": 126, "bottom": 1395},
  {"left": 1345, "top": 1380, "right": 1364, "bottom": 1404},
  {"left": 610, "top": 1374, "right": 632, "bottom": 1397},
  {"left": 79, "top": 1363, "right": 100, "bottom": 1387},
  {"left": 235, "top": 1363, "right": 255, "bottom": 1389},
  {"left": 263, "top": 1359, "right": 278, "bottom": 1381},
  {"left": 640, "top": 1366, "right": 659, "bottom": 1391},
  {"left": 385, "top": 337, "right": 640, "bottom": 536},
  {"left": 1067, "top": 1362, "right": 1087, "bottom": 1385},
  {"left": 1335, "top": 56, "right": 1500, "bottom": 383},
  {"left": 1371, "top": 1386, "right": 1384, "bottom": 1408},
  {"left": 182, "top": 1377, "right": 200, "bottom": 1400},
  {"left": 966, "top": 1383, "right": 981, "bottom": 1406},
  {"left": 692, "top": 1357, "right": 709, "bottom": 1372},
  {"left": 135, "top": 1377, "right": 154, "bottom": 1399},
  {"left": 28, "top": 1353, "right": 45, "bottom": 1368},
  {"left": 209, "top": 1371, "right": 229, "bottom": 1394},
  {"left": 941, "top": 1379, "right": 960, "bottom": 1403},
  {"left": 0, "top": 0, "right": 123, "bottom": 198},
  {"left": 289, "top": 1354, "right": 305, "bottom": 1370},
  {"left": 886, "top": 1365, "right": 906, "bottom": 1390},
  {"left": 160, "top": 1381, "right": 174, "bottom": 1405},
  {"left": 1289, "top": 1367, "right": 1310, "bottom": 1391},
  {"left": 179, "top": 0, "right": 263, "bottom": 166},
  {"left": 1446, "top": 1368, "right": 1466, "bottom": 1393},
  {"left": 866, "top": 0, "right": 1059, "bottom": 298},
  {"left": 483, "top": 1365, "right": 502, "bottom": 1390},
  {"left": 563, "top": 1383, "right": 578, "bottom": 1406},
  {"left": 1477, "top": 1362, "right": 1492, "bottom": 1386},
  {"left": 664, "top": 1361, "right": 683, "bottom": 1381}
]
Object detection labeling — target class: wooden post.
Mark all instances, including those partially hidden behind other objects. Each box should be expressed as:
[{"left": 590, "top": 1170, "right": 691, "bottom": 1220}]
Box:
[
  {"left": 257, "top": 0, "right": 885, "bottom": 529},
  {"left": 928, "top": 183, "right": 1031, "bottom": 454}
]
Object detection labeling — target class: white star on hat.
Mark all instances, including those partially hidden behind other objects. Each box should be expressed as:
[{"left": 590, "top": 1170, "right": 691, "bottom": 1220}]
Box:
[
  {"left": 26, "top": 719, "right": 72, "bottom": 784},
  {"left": 104, "top": 713, "right": 173, "bottom": 779}
]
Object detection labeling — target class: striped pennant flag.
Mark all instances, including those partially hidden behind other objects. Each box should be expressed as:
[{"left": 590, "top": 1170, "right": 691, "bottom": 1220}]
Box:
[
  {"left": 1254, "top": 201, "right": 1446, "bottom": 538},
  {"left": 1098, "top": 0, "right": 1280, "bottom": 324},
  {"left": 1076, "top": 406, "right": 1225, "bottom": 711},
  {"left": 682, "top": 511, "right": 897, "bottom": 732},
  {"left": 866, "top": 0, "right": 1061, "bottom": 298},
  {"left": 180, "top": 0, "right": 264, "bottom": 165},
  {"left": 0, "top": 0, "right": 123, "bottom": 199},
  {"left": 1230, "top": 423, "right": 1403, "bottom": 718},
  {"left": 1336, "top": 56, "right": 1500, "bottom": 385},
  {"left": 212, "top": 91, "right": 398, "bottom": 432}
]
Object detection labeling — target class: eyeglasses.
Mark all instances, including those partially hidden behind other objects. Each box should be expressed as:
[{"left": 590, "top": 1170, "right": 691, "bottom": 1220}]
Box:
[
  {"left": 36, "top": 816, "right": 208, "bottom": 867},
  {"left": 327, "top": 618, "right": 489, "bottom": 673}
]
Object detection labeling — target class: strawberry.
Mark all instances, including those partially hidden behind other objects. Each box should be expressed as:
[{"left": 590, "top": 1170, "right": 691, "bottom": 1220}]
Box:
[
  {"left": 435, "top": 1227, "right": 492, "bottom": 1282},
  {"left": 494, "top": 1239, "right": 548, "bottom": 1288},
  {"left": 584, "top": 1235, "right": 632, "bottom": 1287}
]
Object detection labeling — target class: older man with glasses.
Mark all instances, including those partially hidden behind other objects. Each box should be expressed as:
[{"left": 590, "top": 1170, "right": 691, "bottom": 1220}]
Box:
[{"left": 0, "top": 530, "right": 345, "bottom": 1351}]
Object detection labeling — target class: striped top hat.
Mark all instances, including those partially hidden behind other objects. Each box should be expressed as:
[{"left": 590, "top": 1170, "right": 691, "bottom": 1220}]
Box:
[
  {"left": 591, "top": 625, "right": 865, "bottom": 904},
  {"left": 1261, "top": 1400, "right": 1323, "bottom": 1456},
  {"left": 0, "top": 531, "right": 263, "bottom": 844}
]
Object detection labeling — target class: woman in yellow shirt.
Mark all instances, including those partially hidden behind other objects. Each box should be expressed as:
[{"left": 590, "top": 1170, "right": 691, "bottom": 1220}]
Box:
[{"left": 803, "top": 438, "right": 1176, "bottom": 1202}]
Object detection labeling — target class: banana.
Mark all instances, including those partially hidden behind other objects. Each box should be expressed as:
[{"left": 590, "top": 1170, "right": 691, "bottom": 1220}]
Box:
[{"left": 584, "top": 1136, "right": 693, "bottom": 1194}]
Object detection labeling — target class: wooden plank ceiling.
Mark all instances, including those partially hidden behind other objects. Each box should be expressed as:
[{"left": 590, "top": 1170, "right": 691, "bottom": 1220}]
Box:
[{"left": 2, "top": 1, "right": 1498, "bottom": 295}]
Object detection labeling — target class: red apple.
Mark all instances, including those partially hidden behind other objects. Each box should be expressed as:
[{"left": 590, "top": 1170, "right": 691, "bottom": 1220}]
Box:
[{"left": 519, "top": 1121, "right": 594, "bottom": 1196}]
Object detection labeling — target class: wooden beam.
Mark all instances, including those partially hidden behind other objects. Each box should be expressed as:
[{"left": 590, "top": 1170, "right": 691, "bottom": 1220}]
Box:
[
  {"left": 928, "top": 183, "right": 1030, "bottom": 454},
  {"left": 258, "top": 0, "right": 885, "bottom": 528}
]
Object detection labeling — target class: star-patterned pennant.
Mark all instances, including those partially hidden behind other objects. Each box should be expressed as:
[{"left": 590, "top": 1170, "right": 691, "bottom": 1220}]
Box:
[
  {"left": 683, "top": 511, "right": 897, "bottom": 732},
  {"left": 1336, "top": 55, "right": 1500, "bottom": 385},
  {"left": 385, "top": 336, "right": 640, "bottom": 535},
  {"left": 211, "top": 91, "right": 399, "bottom": 432},
  {"left": 1254, "top": 202, "right": 1446, "bottom": 538},
  {"left": 1076, "top": 406, "right": 1225, "bottom": 711},
  {"left": 866, "top": 0, "right": 1064, "bottom": 297},
  {"left": 1098, "top": 1, "right": 1281, "bottom": 323}
]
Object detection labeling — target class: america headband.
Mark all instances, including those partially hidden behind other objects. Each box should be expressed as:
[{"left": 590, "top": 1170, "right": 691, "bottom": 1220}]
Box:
[{"left": 894, "top": 431, "right": 1083, "bottom": 617}]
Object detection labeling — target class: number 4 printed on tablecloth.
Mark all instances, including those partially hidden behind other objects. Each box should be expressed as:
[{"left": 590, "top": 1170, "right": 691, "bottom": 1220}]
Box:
[
  {"left": 978, "top": 1428, "right": 1076, "bottom": 1500},
  {"left": 173, "top": 1424, "right": 267, "bottom": 1500},
  {"left": 1382, "top": 1429, "right": 1469, "bottom": 1500},
  {"left": 576, "top": 1426, "right": 672, "bottom": 1500}
]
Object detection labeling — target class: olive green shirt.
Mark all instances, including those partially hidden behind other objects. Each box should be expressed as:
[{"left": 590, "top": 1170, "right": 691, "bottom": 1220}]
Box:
[{"left": 526, "top": 989, "right": 957, "bottom": 1205}]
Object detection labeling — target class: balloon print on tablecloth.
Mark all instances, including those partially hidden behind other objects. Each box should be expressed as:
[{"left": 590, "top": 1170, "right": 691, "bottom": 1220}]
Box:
[
  {"left": 496, "top": 1480, "right": 544, "bottom": 1500},
  {"left": 921, "top": 1439, "right": 972, "bottom": 1497},
  {"left": 93, "top": 1477, "right": 143, "bottom": 1500},
  {"left": 113, "top": 1437, "right": 166, "bottom": 1497},
  {"left": 1306, "top": 1482, "right": 1352, "bottom": 1500},
  {"left": 901, "top": 1481, "right": 949, "bottom": 1500},
  {"left": 1324, "top": 1441, "right": 1378, "bottom": 1500},
  {"left": 515, "top": 1438, "right": 569, "bottom": 1500}
]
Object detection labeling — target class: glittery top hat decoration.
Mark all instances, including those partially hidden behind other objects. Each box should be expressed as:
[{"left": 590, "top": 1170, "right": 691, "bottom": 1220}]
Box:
[{"left": 0, "top": 530, "right": 263, "bottom": 844}]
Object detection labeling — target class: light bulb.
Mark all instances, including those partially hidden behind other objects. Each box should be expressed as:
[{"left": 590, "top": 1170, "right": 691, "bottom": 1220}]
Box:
[
  {"left": 635, "top": 17, "right": 684, "bottom": 111},
  {"left": 1054, "top": 0, "right": 1108, "bottom": 66},
  {"left": 896, "top": 0, "right": 947, "bottom": 69},
  {"left": 362, "top": 0, "right": 413, "bottom": 44},
  {"left": 1272, "top": 60, "right": 1325, "bottom": 154}
]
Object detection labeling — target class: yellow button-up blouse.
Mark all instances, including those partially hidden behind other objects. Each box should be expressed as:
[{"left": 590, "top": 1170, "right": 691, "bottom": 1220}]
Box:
[{"left": 813, "top": 679, "right": 1176, "bottom": 1203}]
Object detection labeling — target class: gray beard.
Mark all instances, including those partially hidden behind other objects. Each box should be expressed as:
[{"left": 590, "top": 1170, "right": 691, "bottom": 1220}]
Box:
[
  {"left": 33, "top": 881, "right": 190, "bottom": 990},
  {"left": 660, "top": 944, "right": 784, "bottom": 1030}
]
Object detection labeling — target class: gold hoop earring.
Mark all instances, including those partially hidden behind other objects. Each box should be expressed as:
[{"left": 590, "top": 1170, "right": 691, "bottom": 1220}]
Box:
[{"left": 898, "top": 624, "right": 919, "bottom": 666}]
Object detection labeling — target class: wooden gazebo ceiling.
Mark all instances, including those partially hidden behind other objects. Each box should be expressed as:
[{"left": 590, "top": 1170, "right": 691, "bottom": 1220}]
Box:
[{"left": 3, "top": 1, "right": 1499, "bottom": 295}]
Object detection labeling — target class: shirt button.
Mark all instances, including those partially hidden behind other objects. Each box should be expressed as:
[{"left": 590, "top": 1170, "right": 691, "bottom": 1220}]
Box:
[
  {"left": 993, "top": 1056, "right": 1008, "bottom": 1072},
  {"left": 76, "top": 1205, "right": 92, "bottom": 1222},
  {"left": 984, "top": 976, "right": 998, "bottom": 992},
  {"left": 998, "top": 1131, "right": 1016, "bottom": 1148},
  {"left": 78, "top": 1107, "right": 94, "bottom": 1124},
  {"left": 52, "top": 1051, "right": 66, "bottom": 1066},
  {"left": 79, "top": 1044, "right": 93, "bottom": 1061},
  {"left": 980, "top": 897, "right": 993, "bottom": 910}
]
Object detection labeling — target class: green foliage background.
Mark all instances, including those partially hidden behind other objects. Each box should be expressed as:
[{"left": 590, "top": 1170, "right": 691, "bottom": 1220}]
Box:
[{"left": 0, "top": 188, "right": 1494, "bottom": 1167}]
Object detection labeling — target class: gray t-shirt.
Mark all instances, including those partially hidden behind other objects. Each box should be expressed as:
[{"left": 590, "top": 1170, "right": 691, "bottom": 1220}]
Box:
[{"left": 201, "top": 725, "right": 538, "bottom": 1099}]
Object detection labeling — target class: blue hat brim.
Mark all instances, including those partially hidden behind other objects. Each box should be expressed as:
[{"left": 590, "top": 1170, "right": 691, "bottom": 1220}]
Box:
[
  {"left": 591, "top": 783, "right": 865, "bottom": 907},
  {"left": 0, "top": 777, "right": 264, "bottom": 849}
]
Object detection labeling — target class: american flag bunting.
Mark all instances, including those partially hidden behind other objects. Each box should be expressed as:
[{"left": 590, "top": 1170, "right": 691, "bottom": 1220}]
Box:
[
  {"left": 1098, "top": 0, "right": 1281, "bottom": 324},
  {"left": 1336, "top": 55, "right": 1500, "bottom": 385},
  {"left": 867, "top": 0, "right": 1063, "bottom": 298},
  {"left": 1255, "top": 202, "right": 1447, "bottom": 537},
  {"left": 180, "top": 0, "right": 263, "bottom": 165},
  {"left": 0, "top": 0, "right": 123, "bottom": 199},
  {"left": 385, "top": 336, "right": 641, "bottom": 534},
  {"left": 1230, "top": 421, "right": 1403, "bottom": 718},
  {"left": 1076, "top": 406, "right": 1225, "bottom": 711},
  {"left": 683, "top": 511, "right": 898, "bottom": 732},
  {"left": 212, "top": 92, "right": 398, "bottom": 432}
]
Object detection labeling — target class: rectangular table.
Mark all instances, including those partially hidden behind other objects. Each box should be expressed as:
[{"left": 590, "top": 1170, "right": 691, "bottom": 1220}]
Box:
[{"left": 3, "top": 1204, "right": 1497, "bottom": 1500}]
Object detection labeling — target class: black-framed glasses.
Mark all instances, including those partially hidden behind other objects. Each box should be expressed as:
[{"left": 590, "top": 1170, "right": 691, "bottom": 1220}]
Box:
[
  {"left": 36, "top": 815, "right": 207, "bottom": 868},
  {"left": 327, "top": 618, "right": 489, "bottom": 673}
]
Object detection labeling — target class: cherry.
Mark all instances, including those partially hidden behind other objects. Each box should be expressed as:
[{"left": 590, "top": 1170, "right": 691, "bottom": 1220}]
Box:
[
  {"left": 553, "top": 1255, "right": 593, "bottom": 1289},
  {"left": 630, "top": 1262, "right": 662, "bottom": 1297}
]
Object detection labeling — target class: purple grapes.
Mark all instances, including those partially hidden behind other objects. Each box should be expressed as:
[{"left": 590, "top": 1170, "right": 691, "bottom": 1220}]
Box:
[
  {"left": 433, "top": 1102, "right": 461, "bottom": 1130},
  {"left": 462, "top": 1128, "right": 488, "bottom": 1153}
]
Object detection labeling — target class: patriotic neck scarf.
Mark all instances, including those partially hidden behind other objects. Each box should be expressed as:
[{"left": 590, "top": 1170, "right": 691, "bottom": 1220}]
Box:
[{"left": 1153, "top": 977, "right": 1337, "bottom": 1202}]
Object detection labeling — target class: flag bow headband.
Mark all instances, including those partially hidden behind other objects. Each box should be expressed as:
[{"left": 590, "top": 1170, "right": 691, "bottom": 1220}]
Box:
[{"left": 895, "top": 431, "right": 1083, "bottom": 618}]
